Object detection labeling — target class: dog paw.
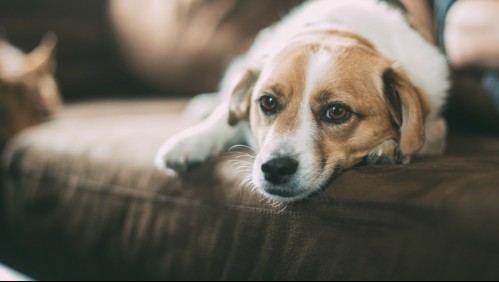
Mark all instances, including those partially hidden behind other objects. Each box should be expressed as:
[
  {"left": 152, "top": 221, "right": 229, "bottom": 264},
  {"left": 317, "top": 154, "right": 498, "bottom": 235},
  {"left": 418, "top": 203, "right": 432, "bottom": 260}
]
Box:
[
  {"left": 155, "top": 129, "right": 224, "bottom": 173},
  {"left": 366, "top": 139, "right": 404, "bottom": 165}
]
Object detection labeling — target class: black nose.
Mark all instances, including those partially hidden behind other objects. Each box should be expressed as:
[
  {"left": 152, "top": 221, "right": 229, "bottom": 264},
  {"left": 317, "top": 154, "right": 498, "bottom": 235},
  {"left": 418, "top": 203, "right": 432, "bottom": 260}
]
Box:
[{"left": 261, "top": 157, "right": 299, "bottom": 185}]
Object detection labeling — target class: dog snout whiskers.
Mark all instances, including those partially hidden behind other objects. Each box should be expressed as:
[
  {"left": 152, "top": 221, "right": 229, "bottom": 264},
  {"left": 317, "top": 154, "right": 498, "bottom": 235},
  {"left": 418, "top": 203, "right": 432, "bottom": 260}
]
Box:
[{"left": 261, "top": 157, "right": 299, "bottom": 185}]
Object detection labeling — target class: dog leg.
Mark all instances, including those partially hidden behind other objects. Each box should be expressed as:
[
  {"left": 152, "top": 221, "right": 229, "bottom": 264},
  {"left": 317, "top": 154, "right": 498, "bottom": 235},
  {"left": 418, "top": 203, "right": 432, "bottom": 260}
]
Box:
[
  {"left": 183, "top": 92, "right": 222, "bottom": 122},
  {"left": 155, "top": 103, "right": 246, "bottom": 173}
]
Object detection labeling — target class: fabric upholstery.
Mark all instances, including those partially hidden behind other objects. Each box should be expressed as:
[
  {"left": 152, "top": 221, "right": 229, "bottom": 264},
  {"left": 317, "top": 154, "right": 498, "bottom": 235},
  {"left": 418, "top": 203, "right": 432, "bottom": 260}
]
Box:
[{"left": 1, "top": 99, "right": 499, "bottom": 280}]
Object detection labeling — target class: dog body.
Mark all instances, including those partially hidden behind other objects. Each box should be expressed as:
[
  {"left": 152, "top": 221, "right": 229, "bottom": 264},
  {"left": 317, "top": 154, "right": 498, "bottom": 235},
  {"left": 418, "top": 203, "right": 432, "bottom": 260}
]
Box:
[{"left": 156, "top": 0, "right": 449, "bottom": 202}]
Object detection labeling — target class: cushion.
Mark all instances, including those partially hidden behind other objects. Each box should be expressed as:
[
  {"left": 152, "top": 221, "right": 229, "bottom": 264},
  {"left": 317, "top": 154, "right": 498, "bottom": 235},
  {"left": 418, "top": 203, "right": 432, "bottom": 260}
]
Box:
[{"left": 1, "top": 99, "right": 499, "bottom": 280}]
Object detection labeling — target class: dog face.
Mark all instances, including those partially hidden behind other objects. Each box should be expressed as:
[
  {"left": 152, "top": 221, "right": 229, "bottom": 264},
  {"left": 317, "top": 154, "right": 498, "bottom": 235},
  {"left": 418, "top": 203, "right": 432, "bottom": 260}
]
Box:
[{"left": 229, "top": 30, "right": 429, "bottom": 202}]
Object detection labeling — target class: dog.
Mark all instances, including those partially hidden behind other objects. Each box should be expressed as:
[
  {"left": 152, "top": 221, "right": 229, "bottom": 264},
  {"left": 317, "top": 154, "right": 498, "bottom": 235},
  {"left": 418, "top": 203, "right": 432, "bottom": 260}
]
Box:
[{"left": 156, "top": 0, "right": 449, "bottom": 202}]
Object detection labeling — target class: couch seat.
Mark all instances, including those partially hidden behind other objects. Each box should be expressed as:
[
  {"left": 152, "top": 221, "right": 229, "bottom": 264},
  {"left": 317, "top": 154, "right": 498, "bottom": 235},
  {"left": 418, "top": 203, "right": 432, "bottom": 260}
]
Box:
[{"left": 1, "top": 99, "right": 499, "bottom": 280}]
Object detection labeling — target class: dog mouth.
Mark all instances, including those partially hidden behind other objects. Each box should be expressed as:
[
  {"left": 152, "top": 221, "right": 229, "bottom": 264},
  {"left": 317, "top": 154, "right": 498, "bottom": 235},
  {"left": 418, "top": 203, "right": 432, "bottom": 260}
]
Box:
[
  {"left": 260, "top": 188, "right": 311, "bottom": 202},
  {"left": 263, "top": 187, "right": 302, "bottom": 199},
  {"left": 248, "top": 151, "right": 347, "bottom": 202},
  {"left": 255, "top": 167, "right": 344, "bottom": 202},
  {"left": 258, "top": 180, "right": 323, "bottom": 202}
]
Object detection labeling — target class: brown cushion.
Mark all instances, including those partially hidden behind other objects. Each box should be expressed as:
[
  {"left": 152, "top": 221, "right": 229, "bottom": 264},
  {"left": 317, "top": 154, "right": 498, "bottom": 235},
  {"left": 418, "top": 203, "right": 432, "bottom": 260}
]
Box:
[{"left": 2, "top": 99, "right": 499, "bottom": 280}]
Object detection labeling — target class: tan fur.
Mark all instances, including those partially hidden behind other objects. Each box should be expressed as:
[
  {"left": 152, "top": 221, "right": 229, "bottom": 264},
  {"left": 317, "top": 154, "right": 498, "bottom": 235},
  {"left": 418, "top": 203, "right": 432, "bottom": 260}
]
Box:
[
  {"left": 385, "top": 64, "right": 431, "bottom": 156},
  {"left": 232, "top": 30, "right": 430, "bottom": 177},
  {"left": 157, "top": 1, "right": 448, "bottom": 202},
  {"left": 0, "top": 33, "right": 60, "bottom": 145}
]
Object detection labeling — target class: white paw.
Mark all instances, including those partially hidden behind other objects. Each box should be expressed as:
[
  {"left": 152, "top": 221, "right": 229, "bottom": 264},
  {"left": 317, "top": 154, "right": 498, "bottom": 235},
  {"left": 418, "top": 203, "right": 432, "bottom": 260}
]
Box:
[{"left": 155, "top": 128, "right": 224, "bottom": 173}]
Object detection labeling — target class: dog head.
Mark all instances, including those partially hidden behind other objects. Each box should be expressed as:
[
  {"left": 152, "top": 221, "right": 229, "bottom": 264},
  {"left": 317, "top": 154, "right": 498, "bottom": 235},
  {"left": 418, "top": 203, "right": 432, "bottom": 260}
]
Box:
[{"left": 228, "top": 28, "right": 430, "bottom": 202}]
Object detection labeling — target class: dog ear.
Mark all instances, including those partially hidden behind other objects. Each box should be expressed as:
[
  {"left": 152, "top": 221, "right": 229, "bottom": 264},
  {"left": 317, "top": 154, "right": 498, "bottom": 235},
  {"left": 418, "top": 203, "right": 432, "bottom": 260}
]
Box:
[
  {"left": 228, "top": 69, "right": 259, "bottom": 126},
  {"left": 382, "top": 64, "right": 430, "bottom": 158}
]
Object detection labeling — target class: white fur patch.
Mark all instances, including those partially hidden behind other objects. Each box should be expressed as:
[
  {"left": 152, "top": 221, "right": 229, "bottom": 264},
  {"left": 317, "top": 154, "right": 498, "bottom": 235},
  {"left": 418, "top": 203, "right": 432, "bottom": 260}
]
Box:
[
  {"left": 295, "top": 50, "right": 331, "bottom": 152},
  {"left": 291, "top": 50, "right": 332, "bottom": 183},
  {"left": 304, "top": 49, "right": 332, "bottom": 102}
]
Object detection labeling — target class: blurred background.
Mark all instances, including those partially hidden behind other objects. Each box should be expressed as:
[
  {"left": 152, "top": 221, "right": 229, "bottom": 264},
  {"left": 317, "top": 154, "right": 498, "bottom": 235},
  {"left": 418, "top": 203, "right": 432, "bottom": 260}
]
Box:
[
  {"left": 0, "top": 0, "right": 304, "bottom": 99},
  {"left": 1, "top": 0, "right": 496, "bottom": 130},
  {"left": 0, "top": 0, "right": 150, "bottom": 99}
]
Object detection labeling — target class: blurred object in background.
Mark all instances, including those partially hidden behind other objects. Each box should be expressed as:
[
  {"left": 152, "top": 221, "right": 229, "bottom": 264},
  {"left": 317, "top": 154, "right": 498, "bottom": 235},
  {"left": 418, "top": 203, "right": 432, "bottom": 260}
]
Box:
[
  {"left": 0, "top": 0, "right": 150, "bottom": 99},
  {"left": 0, "top": 263, "right": 33, "bottom": 281},
  {"left": 436, "top": 0, "right": 499, "bottom": 133},
  {"left": 109, "top": 0, "right": 304, "bottom": 95},
  {"left": 447, "top": 70, "right": 499, "bottom": 134},
  {"left": 0, "top": 33, "right": 61, "bottom": 148}
]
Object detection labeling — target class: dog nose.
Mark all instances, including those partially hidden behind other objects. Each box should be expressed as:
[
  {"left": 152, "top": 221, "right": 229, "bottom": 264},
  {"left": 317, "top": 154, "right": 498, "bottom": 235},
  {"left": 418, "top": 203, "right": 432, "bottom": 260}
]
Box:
[{"left": 261, "top": 157, "right": 299, "bottom": 184}]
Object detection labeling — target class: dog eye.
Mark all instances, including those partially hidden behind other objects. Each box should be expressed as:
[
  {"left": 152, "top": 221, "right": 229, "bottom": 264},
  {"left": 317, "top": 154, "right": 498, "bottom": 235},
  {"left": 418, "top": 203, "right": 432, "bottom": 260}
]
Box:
[
  {"left": 323, "top": 103, "right": 352, "bottom": 124},
  {"left": 260, "top": 95, "right": 278, "bottom": 114}
]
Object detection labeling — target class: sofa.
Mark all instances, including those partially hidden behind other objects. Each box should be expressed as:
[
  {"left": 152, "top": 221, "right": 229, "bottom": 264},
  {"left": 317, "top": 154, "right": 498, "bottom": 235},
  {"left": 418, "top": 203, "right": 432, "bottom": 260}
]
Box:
[{"left": 2, "top": 1, "right": 499, "bottom": 280}]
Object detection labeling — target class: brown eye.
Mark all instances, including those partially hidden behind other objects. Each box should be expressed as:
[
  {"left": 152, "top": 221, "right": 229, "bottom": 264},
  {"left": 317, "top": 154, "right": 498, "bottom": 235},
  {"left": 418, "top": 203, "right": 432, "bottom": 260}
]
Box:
[
  {"left": 260, "top": 95, "right": 278, "bottom": 114},
  {"left": 324, "top": 103, "right": 352, "bottom": 124}
]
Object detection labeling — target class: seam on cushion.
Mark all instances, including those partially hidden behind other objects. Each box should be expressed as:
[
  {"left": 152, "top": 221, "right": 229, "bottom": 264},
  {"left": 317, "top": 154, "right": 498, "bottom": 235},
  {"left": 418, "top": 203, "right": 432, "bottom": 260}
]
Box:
[{"left": 9, "top": 166, "right": 407, "bottom": 230}]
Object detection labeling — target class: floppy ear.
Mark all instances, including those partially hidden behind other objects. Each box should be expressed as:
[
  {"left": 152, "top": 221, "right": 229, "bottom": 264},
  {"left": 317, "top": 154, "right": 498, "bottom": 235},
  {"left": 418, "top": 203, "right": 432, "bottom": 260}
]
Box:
[
  {"left": 382, "top": 64, "right": 430, "bottom": 157},
  {"left": 228, "top": 69, "right": 259, "bottom": 126}
]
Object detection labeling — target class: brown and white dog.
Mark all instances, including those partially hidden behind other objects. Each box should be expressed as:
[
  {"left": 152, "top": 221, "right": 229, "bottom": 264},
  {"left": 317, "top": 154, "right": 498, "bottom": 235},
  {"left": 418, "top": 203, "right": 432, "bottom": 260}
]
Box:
[{"left": 156, "top": 0, "right": 449, "bottom": 202}]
